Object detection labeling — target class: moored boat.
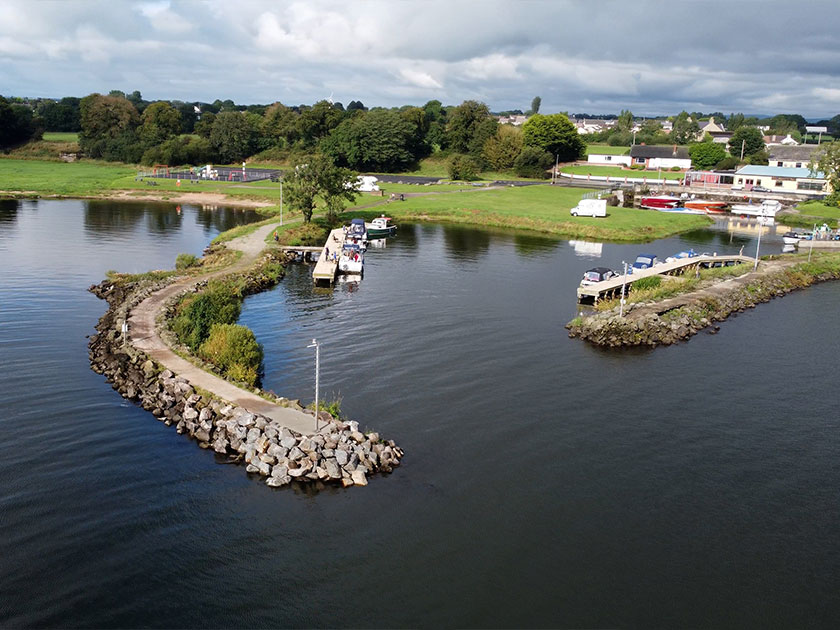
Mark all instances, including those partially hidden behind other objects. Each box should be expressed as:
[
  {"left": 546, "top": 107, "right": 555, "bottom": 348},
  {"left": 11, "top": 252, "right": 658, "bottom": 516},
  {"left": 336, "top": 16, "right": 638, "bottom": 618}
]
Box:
[
  {"left": 655, "top": 206, "right": 706, "bottom": 215},
  {"left": 365, "top": 215, "right": 397, "bottom": 238},
  {"left": 732, "top": 199, "right": 782, "bottom": 218},
  {"left": 640, "top": 195, "right": 681, "bottom": 209},
  {"left": 684, "top": 199, "right": 728, "bottom": 213},
  {"left": 338, "top": 243, "right": 364, "bottom": 275},
  {"left": 782, "top": 231, "right": 812, "bottom": 245}
]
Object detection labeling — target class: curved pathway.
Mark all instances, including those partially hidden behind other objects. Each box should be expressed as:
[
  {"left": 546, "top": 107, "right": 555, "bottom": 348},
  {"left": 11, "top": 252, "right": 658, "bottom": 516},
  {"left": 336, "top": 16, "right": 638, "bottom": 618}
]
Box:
[{"left": 129, "top": 223, "right": 319, "bottom": 436}]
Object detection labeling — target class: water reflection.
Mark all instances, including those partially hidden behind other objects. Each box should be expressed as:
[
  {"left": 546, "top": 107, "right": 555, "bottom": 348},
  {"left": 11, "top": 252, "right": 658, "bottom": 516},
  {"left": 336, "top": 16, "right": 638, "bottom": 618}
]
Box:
[
  {"left": 568, "top": 240, "right": 603, "bottom": 258},
  {"left": 0, "top": 199, "right": 20, "bottom": 229},
  {"left": 512, "top": 233, "right": 559, "bottom": 257},
  {"left": 83, "top": 200, "right": 154, "bottom": 235},
  {"left": 442, "top": 225, "right": 490, "bottom": 262}
]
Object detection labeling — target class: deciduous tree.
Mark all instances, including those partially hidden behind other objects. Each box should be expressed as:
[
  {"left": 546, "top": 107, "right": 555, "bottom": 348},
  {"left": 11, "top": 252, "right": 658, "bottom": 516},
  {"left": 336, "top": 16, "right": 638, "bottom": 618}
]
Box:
[
  {"left": 728, "top": 126, "right": 765, "bottom": 160},
  {"left": 482, "top": 125, "right": 523, "bottom": 170},
  {"left": 284, "top": 154, "right": 358, "bottom": 223},
  {"left": 521, "top": 113, "right": 585, "bottom": 162},
  {"left": 688, "top": 140, "right": 726, "bottom": 169}
]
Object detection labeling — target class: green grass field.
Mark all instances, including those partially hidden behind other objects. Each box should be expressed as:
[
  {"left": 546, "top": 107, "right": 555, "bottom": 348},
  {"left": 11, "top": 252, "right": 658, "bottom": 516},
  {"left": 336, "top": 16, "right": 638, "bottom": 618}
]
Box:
[
  {"left": 779, "top": 200, "right": 840, "bottom": 227},
  {"left": 346, "top": 185, "right": 711, "bottom": 242},
  {"left": 42, "top": 132, "right": 80, "bottom": 143},
  {"left": 0, "top": 159, "right": 135, "bottom": 195},
  {"left": 560, "top": 164, "right": 686, "bottom": 180},
  {"left": 585, "top": 144, "right": 630, "bottom": 156}
]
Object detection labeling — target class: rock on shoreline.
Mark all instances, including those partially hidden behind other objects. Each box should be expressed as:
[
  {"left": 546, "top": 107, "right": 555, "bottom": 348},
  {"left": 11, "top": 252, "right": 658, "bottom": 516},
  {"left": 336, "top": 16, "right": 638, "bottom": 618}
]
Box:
[
  {"left": 566, "top": 263, "right": 840, "bottom": 348},
  {"left": 88, "top": 278, "right": 402, "bottom": 489}
]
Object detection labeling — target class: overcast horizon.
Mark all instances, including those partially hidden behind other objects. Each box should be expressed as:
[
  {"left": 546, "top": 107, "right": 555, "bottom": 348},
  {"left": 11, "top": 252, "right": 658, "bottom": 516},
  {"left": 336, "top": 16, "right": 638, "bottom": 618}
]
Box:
[{"left": 3, "top": 0, "right": 840, "bottom": 119}]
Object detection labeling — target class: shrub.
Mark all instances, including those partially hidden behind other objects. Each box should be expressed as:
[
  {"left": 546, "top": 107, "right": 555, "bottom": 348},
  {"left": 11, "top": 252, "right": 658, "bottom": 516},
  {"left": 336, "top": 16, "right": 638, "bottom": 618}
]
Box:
[
  {"left": 448, "top": 154, "right": 479, "bottom": 180},
  {"left": 175, "top": 253, "right": 200, "bottom": 270},
  {"left": 513, "top": 146, "right": 553, "bottom": 178},
  {"left": 715, "top": 156, "right": 740, "bottom": 170},
  {"left": 198, "top": 323, "right": 263, "bottom": 386},
  {"left": 670, "top": 166, "right": 682, "bottom": 171},
  {"left": 171, "top": 280, "right": 242, "bottom": 351},
  {"left": 630, "top": 163, "right": 645, "bottom": 170},
  {"left": 633, "top": 275, "right": 662, "bottom": 290}
]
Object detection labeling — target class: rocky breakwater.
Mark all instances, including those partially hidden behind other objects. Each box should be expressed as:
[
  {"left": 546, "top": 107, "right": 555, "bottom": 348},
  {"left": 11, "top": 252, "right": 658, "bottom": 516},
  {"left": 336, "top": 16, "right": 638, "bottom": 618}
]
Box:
[
  {"left": 566, "top": 258, "right": 840, "bottom": 348},
  {"left": 88, "top": 276, "right": 403, "bottom": 489}
]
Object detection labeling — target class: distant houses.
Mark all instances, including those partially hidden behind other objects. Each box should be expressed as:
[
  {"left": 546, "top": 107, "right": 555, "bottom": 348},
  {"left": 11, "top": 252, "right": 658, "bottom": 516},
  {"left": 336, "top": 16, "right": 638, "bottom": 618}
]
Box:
[{"left": 629, "top": 145, "right": 691, "bottom": 170}]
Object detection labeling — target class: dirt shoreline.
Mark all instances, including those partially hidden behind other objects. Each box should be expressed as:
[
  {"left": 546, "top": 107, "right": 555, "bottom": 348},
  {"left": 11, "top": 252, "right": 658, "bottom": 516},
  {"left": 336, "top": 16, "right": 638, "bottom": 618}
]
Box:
[{"left": 1, "top": 189, "right": 275, "bottom": 209}]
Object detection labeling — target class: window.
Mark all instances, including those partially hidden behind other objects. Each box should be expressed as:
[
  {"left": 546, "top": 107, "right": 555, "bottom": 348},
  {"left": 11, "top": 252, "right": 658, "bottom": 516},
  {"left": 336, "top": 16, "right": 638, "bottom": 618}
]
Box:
[
  {"left": 605, "top": 156, "right": 612, "bottom": 161},
  {"left": 738, "top": 178, "right": 743, "bottom": 184},
  {"left": 777, "top": 161, "right": 783, "bottom": 167},
  {"left": 775, "top": 180, "right": 783, "bottom": 187},
  {"left": 796, "top": 162, "right": 802, "bottom": 168},
  {"left": 797, "top": 181, "right": 825, "bottom": 191},
  {"left": 635, "top": 157, "right": 645, "bottom": 165}
]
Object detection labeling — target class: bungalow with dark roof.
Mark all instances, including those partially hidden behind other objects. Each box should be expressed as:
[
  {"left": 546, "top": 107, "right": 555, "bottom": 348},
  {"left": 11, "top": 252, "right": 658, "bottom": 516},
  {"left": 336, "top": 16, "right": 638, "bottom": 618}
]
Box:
[
  {"left": 767, "top": 144, "right": 823, "bottom": 169},
  {"left": 629, "top": 145, "right": 691, "bottom": 170}
]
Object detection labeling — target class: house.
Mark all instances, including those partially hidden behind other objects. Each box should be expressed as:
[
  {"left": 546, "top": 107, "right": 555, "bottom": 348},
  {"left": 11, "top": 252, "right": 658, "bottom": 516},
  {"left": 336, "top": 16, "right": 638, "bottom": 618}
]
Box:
[
  {"left": 763, "top": 133, "right": 799, "bottom": 146},
  {"left": 733, "top": 165, "right": 828, "bottom": 194},
  {"left": 587, "top": 152, "right": 632, "bottom": 166},
  {"left": 708, "top": 131, "right": 734, "bottom": 145},
  {"left": 496, "top": 114, "right": 528, "bottom": 126},
  {"left": 699, "top": 117, "right": 726, "bottom": 135},
  {"left": 629, "top": 145, "right": 691, "bottom": 170},
  {"left": 767, "top": 145, "right": 823, "bottom": 168}
]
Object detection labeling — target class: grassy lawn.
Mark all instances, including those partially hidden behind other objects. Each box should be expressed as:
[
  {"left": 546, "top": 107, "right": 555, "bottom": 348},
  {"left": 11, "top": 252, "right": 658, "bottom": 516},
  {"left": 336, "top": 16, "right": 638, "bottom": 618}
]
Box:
[
  {"left": 42, "top": 132, "right": 80, "bottom": 143},
  {"left": 585, "top": 144, "right": 630, "bottom": 156},
  {"left": 0, "top": 159, "right": 135, "bottom": 195},
  {"left": 345, "top": 185, "right": 711, "bottom": 242},
  {"left": 560, "top": 164, "right": 685, "bottom": 180},
  {"left": 779, "top": 200, "right": 840, "bottom": 228}
]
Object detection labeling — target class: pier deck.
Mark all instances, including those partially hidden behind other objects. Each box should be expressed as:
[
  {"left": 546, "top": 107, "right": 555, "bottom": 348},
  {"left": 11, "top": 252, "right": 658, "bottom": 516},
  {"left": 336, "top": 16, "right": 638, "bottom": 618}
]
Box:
[
  {"left": 312, "top": 228, "right": 346, "bottom": 285},
  {"left": 577, "top": 254, "right": 754, "bottom": 303}
]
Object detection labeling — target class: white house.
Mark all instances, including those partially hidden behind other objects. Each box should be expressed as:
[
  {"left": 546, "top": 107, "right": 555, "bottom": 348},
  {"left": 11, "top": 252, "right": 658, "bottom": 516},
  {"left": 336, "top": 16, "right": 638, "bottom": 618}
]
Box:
[
  {"left": 629, "top": 145, "right": 691, "bottom": 170},
  {"left": 733, "top": 165, "right": 828, "bottom": 195},
  {"left": 587, "top": 153, "right": 632, "bottom": 166}
]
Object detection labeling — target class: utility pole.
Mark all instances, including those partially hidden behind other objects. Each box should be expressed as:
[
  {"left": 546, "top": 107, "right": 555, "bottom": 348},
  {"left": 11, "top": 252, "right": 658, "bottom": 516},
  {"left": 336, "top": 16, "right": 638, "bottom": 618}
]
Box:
[
  {"left": 740, "top": 139, "right": 746, "bottom": 161},
  {"left": 307, "top": 339, "right": 320, "bottom": 431}
]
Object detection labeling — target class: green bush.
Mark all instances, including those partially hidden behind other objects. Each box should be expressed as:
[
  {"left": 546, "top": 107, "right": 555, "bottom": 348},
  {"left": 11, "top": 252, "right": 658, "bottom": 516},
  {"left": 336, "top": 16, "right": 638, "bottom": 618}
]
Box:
[
  {"left": 630, "top": 163, "right": 645, "bottom": 170},
  {"left": 447, "top": 154, "right": 479, "bottom": 180},
  {"left": 670, "top": 166, "right": 682, "bottom": 171},
  {"left": 198, "top": 323, "right": 263, "bottom": 386},
  {"left": 513, "top": 146, "right": 553, "bottom": 178},
  {"left": 633, "top": 275, "right": 662, "bottom": 290},
  {"left": 175, "top": 253, "right": 200, "bottom": 270},
  {"left": 171, "top": 280, "right": 242, "bottom": 351}
]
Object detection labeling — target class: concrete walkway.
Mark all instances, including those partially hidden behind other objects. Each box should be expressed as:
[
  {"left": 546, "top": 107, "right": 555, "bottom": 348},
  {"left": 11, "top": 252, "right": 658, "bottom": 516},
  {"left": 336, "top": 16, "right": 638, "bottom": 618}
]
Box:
[{"left": 129, "top": 223, "right": 319, "bottom": 436}]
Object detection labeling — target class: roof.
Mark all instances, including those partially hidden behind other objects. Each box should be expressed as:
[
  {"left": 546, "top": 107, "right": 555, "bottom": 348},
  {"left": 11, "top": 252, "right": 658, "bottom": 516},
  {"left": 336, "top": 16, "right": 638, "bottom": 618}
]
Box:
[
  {"left": 766, "top": 144, "right": 823, "bottom": 161},
  {"left": 630, "top": 145, "right": 690, "bottom": 160},
  {"left": 735, "top": 165, "right": 825, "bottom": 179}
]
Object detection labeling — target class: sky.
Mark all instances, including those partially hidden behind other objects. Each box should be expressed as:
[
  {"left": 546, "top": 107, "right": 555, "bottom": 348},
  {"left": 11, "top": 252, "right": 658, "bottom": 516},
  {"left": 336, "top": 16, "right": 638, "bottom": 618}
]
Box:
[{"left": 2, "top": 0, "right": 840, "bottom": 119}]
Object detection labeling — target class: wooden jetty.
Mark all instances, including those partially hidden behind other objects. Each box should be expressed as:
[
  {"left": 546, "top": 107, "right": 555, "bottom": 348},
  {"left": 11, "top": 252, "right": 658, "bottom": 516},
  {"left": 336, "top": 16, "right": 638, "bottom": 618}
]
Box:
[
  {"left": 793, "top": 239, "right": 840, "bottom": 250},
  {"left": 312, "top": 228, "right": 346, "bottom": 286},
  {"left": 577, "top": 254, "right": 754, "bottom": 304}
]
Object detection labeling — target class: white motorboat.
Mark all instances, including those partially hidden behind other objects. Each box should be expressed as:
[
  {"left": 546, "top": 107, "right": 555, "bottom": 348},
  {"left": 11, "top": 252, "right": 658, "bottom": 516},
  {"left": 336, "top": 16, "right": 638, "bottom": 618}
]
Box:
[
  {"left": 338, "top": 243, "right": 364, "bottom": 275},
  {"left": 732, "top": 199, "right": 782, "bottom": 218}
]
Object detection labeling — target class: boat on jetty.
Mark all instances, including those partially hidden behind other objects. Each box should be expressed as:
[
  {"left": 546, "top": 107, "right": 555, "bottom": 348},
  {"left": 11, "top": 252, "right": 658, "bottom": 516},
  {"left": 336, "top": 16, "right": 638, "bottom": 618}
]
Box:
[
  {"left": 640, "top": 195, "right": 681, "bottom": 209},
  {"left": 365, "top": 215, "right": 397, "bottom": 238},
  {"left": 732, "top": 199, "right": 782, "bottom": 219},
  {"left": 338, "top": 243, "right": 364, "bottom": 275},
  {"left": 655, "top": 206, "right": 706, "bottom": 215},
  {"left": 684, "top": 199, "right": 728, "bottom": 213}
]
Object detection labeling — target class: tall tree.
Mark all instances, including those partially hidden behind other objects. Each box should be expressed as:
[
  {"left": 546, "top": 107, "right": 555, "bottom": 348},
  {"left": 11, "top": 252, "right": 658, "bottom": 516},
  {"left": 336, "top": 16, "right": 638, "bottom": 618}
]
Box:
[
  {"left": 521, "top": 113, "right": 585, "bottom": 162},
  {"left": 297, "top": 100, "right": 344, "bottom": 146},
  {"left": 728, "top": 126, "right": 765, "bottom": 160},
  {"left": 530, "top": 96, "right": 541, "bottom": 115},
  {"left": 483, "top": 125, "right": 524, "bottom": 170},
  {"left": 321, "top": 110, "right": 417, "bottom": 171},
  {"left": 616, "top": 109, "right": 634, "bottom": 132},
  {"left": 284, "top": 154, "right": 357, "bottom": 223},
  {"left": 79, "top": 93, "right": 140, "bottom": 159},
  {"left": 138, "top": 101, "right": 182, "bottom": 147},
  {"left": 209, "top": 111, "right": 259, "bottom": 163},
  {"left": 810, "top": 143, "right": 840, "bottom": 201},
  {"left": 670, "top": 111, "right": 700, "bottom": 144},
  {"left": 446, "top": 100, "right": 493, "bottom": 154},
  {"left": 0, "top": 96, "right": 42, "bottom": 148},
  {"left": 688, "top": 140, "right": 726, "bottom": 169}
]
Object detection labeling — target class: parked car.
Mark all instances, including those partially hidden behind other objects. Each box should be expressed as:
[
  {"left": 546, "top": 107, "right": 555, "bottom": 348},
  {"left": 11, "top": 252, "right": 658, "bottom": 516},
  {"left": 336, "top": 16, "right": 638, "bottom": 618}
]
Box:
[
  {"left": 580, "top": 267, "right": 618, "bottom": 286},
  {"left": 752, "top": 185, "right": 771, "bottom": 193}
]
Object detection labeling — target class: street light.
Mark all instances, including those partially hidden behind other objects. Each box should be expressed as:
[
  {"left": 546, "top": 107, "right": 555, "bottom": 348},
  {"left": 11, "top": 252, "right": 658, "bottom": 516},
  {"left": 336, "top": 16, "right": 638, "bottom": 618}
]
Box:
[
  {"left": 619, "top": 261, "right": 628, "bottom": 317},
  {"left": 306, "top": 338, "right": 320, "bottom": 431},
  {"left": 754, "top": 216, "right": 765, "bottom": 270}
]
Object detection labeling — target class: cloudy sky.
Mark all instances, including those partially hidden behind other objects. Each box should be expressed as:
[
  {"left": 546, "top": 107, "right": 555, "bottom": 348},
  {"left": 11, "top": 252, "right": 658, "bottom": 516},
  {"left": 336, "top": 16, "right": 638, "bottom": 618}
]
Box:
[{"left": 2, "top": 0, "right": 840, "bottom": 118}]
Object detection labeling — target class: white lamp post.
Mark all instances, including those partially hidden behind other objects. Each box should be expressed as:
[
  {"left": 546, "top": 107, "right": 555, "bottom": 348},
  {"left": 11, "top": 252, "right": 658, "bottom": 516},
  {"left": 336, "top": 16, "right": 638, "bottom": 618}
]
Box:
[
  {"left": 619, "top": 261, "right": 628, "bottom": 317},
  {"left": 307, "top": 338, "right": 320, "bottom": 431},
  {"left": 754, "top": 217, "right": 764, "bottom": 270}
]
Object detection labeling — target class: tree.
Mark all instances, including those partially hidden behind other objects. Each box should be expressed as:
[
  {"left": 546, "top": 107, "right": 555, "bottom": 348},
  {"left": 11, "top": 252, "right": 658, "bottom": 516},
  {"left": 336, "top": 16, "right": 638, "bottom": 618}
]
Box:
[
  {"left": 688, "top": 140, "right": 726, "bottom": 169},
  {"left": 261, "top": 103, "right": 299, "bottom": 147},
  {"left": 448, "top": 154, "right": 479, "bottom": 180},
  {"left": 446, "top": 100, "right": 493, "bottom": 154},
  {"left": 482, "top": 125, "right": 523, "bottom": 170},
  {"left": 79, "top": 93, "right": 140, "bottom": 159},
  {"left": 811, "top": 143, "right": 840, "bottom": 202},
  {"left": 513, "top": 146, "right": 553, "bottom": 178},
  {"left": 40, "top": 97, "right": 81, "bottom": 132},
  {"left": 521, "top": 113, "right": 585, "bottom": 162},
  {"left": 531, "top": 96, "right": 541, "bottom": 115},
  {"left": 138, "top": 101, "right": 182, "bottom": 147},
  {"left": 727, "top": 113, "right": 745, "bottom": 132},
  {"left": 616, "top": 109, "right": 634, "bottom": 132},
  {"left": 728, "top": 126, "right": 765, "bottom": 160},
  {"left": 0, "top": 96, "right": 42, "bottom": 148},
  {"left": 347, "top": 100, "right": 366, "bottom": 112},
  {"left": 321, "top": 109, "right": 416, "bottom": 171},
  {"left": 671, "top": 111, "right": 700, "bottom": 145},
  {"left": 284, "top": 154, "right": 357, "bottom": 223},
  {"left": 209, "top": 111, "right": 259, "bottom": 163},
  {"left": 297, "top": 100, "right": 344, "bottom": 146}
]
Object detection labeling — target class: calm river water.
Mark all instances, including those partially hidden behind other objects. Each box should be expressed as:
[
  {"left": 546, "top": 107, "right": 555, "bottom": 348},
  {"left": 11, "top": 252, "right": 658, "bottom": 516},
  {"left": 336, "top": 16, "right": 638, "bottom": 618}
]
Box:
[{"left": 2, "top": 199, "right": 839, "bottom": 628}]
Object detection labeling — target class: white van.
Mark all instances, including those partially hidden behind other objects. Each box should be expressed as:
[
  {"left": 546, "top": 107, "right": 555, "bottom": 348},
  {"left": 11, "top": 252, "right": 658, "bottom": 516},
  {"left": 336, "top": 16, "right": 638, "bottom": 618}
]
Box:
[{"left": 570, "top": 198, "right": 607, "bottom": 217}]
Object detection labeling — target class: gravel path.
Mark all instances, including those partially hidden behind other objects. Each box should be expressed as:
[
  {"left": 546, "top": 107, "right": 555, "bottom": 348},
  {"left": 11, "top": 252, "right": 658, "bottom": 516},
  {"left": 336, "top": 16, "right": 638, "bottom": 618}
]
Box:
[{"left": 129, "top": 222, "right": 319, "bottom": 436}]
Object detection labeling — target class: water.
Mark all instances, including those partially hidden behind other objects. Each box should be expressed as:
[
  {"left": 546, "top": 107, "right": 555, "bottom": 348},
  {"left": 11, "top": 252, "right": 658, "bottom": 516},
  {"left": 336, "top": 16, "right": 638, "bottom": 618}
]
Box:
[{"left": 2, "top": 201, "right": 839, "bottom": 628}]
